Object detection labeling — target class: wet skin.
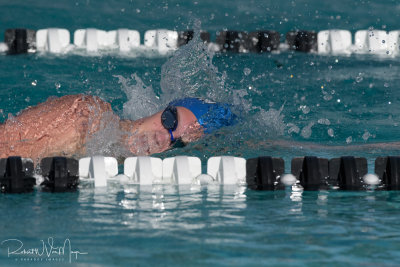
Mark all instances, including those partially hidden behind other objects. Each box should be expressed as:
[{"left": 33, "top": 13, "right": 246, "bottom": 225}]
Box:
[{"left": 0, "top": 94, "right": 203, "bottom": 162}]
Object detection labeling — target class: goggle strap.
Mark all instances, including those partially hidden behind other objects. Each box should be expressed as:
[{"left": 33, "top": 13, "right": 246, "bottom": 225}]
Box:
[{"left": 169, "top": 129, "right": 175, "bottom": 142}]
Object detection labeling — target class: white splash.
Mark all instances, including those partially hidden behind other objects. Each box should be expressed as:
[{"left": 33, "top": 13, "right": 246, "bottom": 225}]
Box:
[
  {"left": 113, "top": 19, "right": 289, "bottom": 145},
  {"left": 159, "top": 19, "right": 228, "bottom": 104},
  {"left": 85, "top": 111, "right": 130, "bottom": 157},
  {"left": 114, "top": 73, "right": 161, "bottom": 120},
  {"left": 254, "top": 105, "right": 286, "bottom": 136}
]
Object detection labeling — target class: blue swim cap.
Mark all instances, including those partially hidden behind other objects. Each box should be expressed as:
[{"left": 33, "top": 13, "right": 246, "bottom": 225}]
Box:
[{"left": 169, "top": 97, "right": 236, "bottom": 133}]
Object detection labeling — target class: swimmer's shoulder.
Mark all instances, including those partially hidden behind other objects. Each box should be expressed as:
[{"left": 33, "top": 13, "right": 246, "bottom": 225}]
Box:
[
  {"left": 16, "top": 94, "right": 112, "bottom": 119},
  {"left": 46, "top": 94, "right": 107, "bottom": 105},
  {"left": 46, "top": 94, "right": 111, "bottom": 111}
]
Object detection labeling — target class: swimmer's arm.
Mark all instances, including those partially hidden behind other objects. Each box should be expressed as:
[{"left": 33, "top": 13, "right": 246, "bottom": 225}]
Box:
[{"left": 0, "top": 94, "right": 111, "bottom": 161}]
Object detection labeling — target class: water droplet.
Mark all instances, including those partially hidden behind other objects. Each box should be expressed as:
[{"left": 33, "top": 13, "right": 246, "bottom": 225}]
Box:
[
  {"left": 355, "top": 73, "right": 363, "bottom": 83},
  {"left": 301, "top": 122, "right": 314, "bottom": 138},
  {"left": 346, "top": 136, "right": 352, "bottom": 144},
  {"left": 31, "top": 80, "right": 37, "bottom": 86},
  {"left": 243, "top": 68, "right": 251, "bottom": 76},
  {"left": 136, "top": 8, "right": 141, "bottom": 13},
  {"left": 327, "top": 128, "right": 334, "bottom": 137},
  {"left": 287, "top": 123, "right": 300, "bottom": 134},
  {"left": 318, "top": 118, "right": 331, "bottom": 125},
  {"left": 384, "top": 82, "right": 389, "bottom": 88},
  {"left": 337, "top": 99, "right": 341, "bottom": 103},
  {"left": 299, "top": 105, "right": 310, "bottom": 114},
  {"left": 55, "top": 82, "right": 61, "bottom": 89},
  {"left": 362, "top": 131, "right": 372, "bottom": 141},
  {"left": 382, "top": 39, "right": 386, "bottom": 43}
]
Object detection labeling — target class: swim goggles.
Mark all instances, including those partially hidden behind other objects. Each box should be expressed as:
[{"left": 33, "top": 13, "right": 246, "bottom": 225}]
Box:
[
  {"left": 161, "top": 105, "right": 178, "bottom": 142},
  {"left": 161, "top": 105, "right": 187, "bottom": 149}
]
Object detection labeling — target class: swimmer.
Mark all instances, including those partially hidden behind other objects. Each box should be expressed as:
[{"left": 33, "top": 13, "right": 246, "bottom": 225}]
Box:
[{"left": 0, "top": 94, "right": 236, "bottom": 162}]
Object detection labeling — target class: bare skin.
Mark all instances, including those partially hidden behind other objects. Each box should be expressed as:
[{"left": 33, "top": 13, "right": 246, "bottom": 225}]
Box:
[{"left": 0, "top": 94, "right": 203, "bottom": 162}]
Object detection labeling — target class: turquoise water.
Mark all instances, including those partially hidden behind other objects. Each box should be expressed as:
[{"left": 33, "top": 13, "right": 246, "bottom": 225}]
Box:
[
  {"left": 1, "top": 0, "right": 400, "bottom": 266},
  {"left": 2, "top": 188, "right": 400, "bottom": 266}
]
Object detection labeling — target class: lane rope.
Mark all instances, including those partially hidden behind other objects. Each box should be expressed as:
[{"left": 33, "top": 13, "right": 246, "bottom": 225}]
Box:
[
  {"left": 1, "top": 28, "right": 399, "bottom": 56},
  {"left": 0, "top": 155, "right": 395, "bottom": 192}
]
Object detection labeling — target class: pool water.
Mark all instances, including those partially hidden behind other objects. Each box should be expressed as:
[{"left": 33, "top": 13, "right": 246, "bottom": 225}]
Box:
[
  {"left": 1, "top": 0, "right": 400, "bottom": 266},
  {"left": 2, "top": 187, "right": 400, "bottom": 266}
]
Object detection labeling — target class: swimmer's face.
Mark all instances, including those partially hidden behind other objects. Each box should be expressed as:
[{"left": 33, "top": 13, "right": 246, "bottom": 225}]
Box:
[{"left": 127, "top": 107, "right": 203, "bottom": 155}]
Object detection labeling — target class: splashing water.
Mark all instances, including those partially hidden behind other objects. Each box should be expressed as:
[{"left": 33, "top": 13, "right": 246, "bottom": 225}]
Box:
[
  {"left": 160, "top": 19, "right": 229, "bottom": 104},
  {"left": 85, "top": 111, "right": 130, "bottom": 158},
  {"left": 255, "top": 106, "right": 286, "bottom": 137},
  {"left": 107, "top": 19, "right": 289, "bottom": 158},
  {"left": 114, "top": 73, "right": 161, "bottom": 120},
  {"left": 301, "top": 122, "right": 315, "bottom": 139}
]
